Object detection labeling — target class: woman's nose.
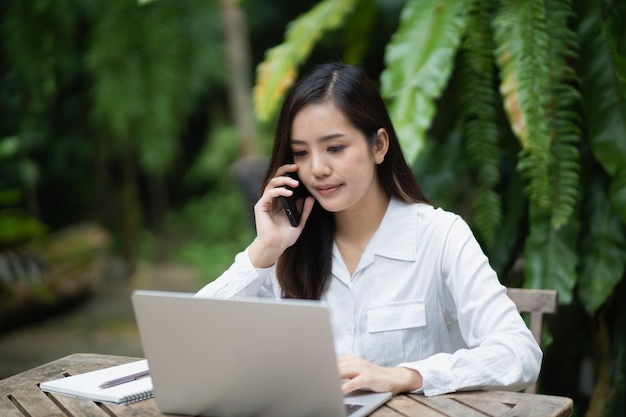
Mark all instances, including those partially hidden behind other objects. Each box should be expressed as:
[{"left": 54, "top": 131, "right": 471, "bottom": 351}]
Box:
[{"left": 311, "top": 153, "right": 331, "bottom": 177}]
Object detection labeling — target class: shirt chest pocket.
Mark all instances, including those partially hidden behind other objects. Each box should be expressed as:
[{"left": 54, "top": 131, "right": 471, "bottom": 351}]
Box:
[
  {"left": 365, "top": 300, "right": 426, "bottom": 366},
  {"left": 368, "top": 300, "right": 426, "bottom": 332}
]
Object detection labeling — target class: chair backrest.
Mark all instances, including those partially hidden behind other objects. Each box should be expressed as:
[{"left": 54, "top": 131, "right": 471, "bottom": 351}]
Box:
[{"left": 506, "top": 288, "right": 558, "bottom": 394}]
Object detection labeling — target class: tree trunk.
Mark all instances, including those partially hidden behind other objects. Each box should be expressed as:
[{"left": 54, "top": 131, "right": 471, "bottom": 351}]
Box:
[{"left": 219, "top": 0, "right": 258, "bottom": 157}]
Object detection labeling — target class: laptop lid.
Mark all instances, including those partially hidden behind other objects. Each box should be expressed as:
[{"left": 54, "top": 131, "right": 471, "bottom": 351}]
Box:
[{"left": 131, "top": 290, "right": 390, "bottom": 417}]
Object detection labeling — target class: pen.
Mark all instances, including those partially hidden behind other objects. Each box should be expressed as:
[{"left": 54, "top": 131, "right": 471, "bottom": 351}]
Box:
[{"left": 99, "top": 370, "right": 150, "bottom": 389}]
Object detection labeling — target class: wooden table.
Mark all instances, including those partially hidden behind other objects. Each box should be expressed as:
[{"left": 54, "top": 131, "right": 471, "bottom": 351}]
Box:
[{"left": 1, "top": 353, "right": 573, "bottom": 417}]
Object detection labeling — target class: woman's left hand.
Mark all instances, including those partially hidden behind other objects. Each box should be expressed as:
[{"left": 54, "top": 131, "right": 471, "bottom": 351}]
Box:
[{"left": 337, "top": 355, "right": 423, "bottom": 396}]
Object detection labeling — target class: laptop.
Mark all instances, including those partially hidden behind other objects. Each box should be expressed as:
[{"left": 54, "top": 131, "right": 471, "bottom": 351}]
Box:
[{"left": 131, "top": 290, "right": 391, "bottom": 417}]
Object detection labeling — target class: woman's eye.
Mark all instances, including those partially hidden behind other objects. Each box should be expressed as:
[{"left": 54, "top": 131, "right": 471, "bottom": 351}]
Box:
[
  {"left": 328, "top": 146, "right": 343, "bottom": 153},
  {"left": 293, "top": 150, "right": 307, "bottom": 158}
]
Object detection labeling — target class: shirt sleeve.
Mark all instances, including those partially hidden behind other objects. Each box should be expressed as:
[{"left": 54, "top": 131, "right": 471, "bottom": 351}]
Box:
[
  {"left": 195, "top": 246, "right": 281, "bottom": 299},
  {"left": 398, "top": 216, "right": 542, "bottom": 396}
]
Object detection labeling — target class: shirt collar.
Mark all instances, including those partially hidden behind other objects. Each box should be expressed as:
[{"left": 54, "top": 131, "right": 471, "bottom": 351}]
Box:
[{"left": 364, "top": 198, "right": 417, "bottom": 261}]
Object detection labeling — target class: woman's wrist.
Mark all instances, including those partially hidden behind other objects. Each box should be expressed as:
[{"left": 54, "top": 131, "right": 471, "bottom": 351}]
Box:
[
  {"left": 395, "top": 367, "right": 423, "bottom": 393},
  {"left": 248, "top": 238, "right": 280, "bottom": 269}
]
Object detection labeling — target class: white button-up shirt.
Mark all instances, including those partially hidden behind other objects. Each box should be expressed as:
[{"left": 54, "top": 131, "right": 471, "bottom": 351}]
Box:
[{"left": 196, "top": 199, "right": 542, "bottom": 396}]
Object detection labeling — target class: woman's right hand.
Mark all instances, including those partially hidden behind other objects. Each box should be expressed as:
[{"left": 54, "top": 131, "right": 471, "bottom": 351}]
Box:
[{"left": 248, "top": 164, "right": 315, "bottom": 268}]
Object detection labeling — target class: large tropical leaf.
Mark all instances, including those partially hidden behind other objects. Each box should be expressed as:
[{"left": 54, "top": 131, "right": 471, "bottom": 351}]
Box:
[
  {"left": 412, "top": 131, "right": 471, "bottom": 210},
  {"left": 253, "top": 0, "right": 356, "bottom": 123},
  {"left": 380, "top": 0, "right": 467, "bottom": 164},
  {"left": 524, "top": 205, "right": 579, "bottom": 304},
  {"left": 578, "top": 172, "right": 626, "bottom": 315},
  {"left": 544, "top": 0, "right": 581, "bottom": 229},
  {"left": 493, "top": 0, "right": 552, "bottom": 209},
  {"left": 342, "top": 0, "right": 377, "bottom": 65},
  {"left": 459, "top": 0, "right": 501, "bottom": 246},
  {"left": 577, "top": 0, "right": 626, "bottom": 222}
]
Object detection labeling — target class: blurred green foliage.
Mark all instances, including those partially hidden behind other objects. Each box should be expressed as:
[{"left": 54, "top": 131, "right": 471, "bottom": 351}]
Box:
[
  {"left": 165, "top": 190, "right": 254, "bottom": 283},
  {"left": 2, "top": 0, "right": 625, "bottom": 413},
  {"left": 0, "top": 0, "right": 233, "bottom": 267},
  {"left": 0, "top": 190, "right": 47, "bottom": 245},
  {"left": 0, "top": 135, "right": 47, "bottom": 247},
  {"left": 137, "top": 123, "right": 256, "bottom": 282},
  {"left": 0, "top": 0, "right": 317, "bottom": 282}
]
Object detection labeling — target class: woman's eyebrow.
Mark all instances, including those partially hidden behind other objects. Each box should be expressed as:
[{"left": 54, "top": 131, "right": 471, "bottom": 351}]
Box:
[{"left": 290, "top": 133, "right": 346, "bottom": 145}]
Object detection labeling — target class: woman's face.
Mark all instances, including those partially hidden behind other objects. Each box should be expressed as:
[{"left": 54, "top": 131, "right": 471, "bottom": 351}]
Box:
[{"left": 289, "top": 101, "right": 388, "bottom": 214}]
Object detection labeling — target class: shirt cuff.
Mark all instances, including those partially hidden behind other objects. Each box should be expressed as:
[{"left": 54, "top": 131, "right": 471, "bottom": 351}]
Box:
[
  {"left": 398, "top": 357, "right": 457, "bottom": 396},
  {"left": 195, "top": 247, "right": 275, "bottom": 298}
]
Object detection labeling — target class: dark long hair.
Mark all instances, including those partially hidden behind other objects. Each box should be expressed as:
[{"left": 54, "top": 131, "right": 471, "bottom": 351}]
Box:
[{"left": 263, "top": 63, "right": 430, "bottom": 299}]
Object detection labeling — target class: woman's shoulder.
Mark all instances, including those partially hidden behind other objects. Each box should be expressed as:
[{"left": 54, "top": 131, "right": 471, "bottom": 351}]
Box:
[
  {"left": 388, "top": 199, "right": 466, "bottom": 232},
  {"left": 408, "top": 201, "right": 476, "bottom": 242},
  {"left": 412, "top": 201, "right": 462, "bottom": 225}
]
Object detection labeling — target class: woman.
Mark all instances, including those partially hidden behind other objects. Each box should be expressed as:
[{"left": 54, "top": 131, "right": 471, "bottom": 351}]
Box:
[{"left": 196, "top": 62, "right": 541, "bottom": 396}]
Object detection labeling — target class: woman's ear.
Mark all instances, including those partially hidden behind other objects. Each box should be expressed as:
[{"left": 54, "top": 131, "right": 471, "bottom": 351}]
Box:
[{"left": 373, "top": 128, "right": 389, "bottom": 164}]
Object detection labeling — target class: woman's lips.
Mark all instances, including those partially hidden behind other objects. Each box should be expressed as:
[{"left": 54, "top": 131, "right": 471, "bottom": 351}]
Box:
[{"left": 316, "top": 184, "right": 342, "bottom": 196}]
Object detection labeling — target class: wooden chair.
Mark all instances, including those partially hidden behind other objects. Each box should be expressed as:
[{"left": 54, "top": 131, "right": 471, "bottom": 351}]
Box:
[{"left": 506, "top": 288, "right": 558, "bottom": 394}]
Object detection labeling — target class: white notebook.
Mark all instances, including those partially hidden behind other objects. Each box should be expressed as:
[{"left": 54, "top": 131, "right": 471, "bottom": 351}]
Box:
[{"left": 39, "top": 359, "right": 153, "bottom": 405}]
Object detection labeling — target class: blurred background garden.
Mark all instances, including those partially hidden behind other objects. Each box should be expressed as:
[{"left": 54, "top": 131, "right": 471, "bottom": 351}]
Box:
[{"left": 0, "top": 1, "right": 624, "bottom": 416}]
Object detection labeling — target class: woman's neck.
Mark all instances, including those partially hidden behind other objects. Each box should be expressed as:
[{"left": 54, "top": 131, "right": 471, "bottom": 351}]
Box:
[{"left": 334, "top": 182, "right": 390, "bottom": 275}]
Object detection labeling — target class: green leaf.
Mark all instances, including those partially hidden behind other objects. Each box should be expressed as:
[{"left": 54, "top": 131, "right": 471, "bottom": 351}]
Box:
[
  {"left": 493, "top": 0, "right": 552, "bottom": 209},
  {"left": 524, "top": 204, "right": 579, "bottom": 304},
  {"left": 610, "top": 167, "right": 626, "bottom": 221},
  {"left": 577, "top": 0, "right": 626, "bottom": 222},
  {"left": 486, "top": 168, "right": 526, "bottom": 280},
  {"left": 471, "top": 188, "right": 502, "bottom": 248},
  {"left": 253, "top": 0, "right": 357, "bottom": 123},
  {"left": 459, "top": 0, "right": 501, "bottom": 246},
  {"left": 544, "top": 0, "right": 581, "bottom": 229},
  {"left": 380, "top": 0, "right": 467, "bottom": 164},
  {"left": 342, "top": 0, "right": 377, "bottom": 65},
  {"left": 412, "top": 131, "right": 471, "bottom": 210},
  {"left": 577, "top": 173, "right": 626, "bottom": 315}
]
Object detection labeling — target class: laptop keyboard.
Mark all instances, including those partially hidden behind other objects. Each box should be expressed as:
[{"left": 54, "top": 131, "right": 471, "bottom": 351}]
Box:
[{"left": 345, "top": 403, "right": 364, "bottom": 416}]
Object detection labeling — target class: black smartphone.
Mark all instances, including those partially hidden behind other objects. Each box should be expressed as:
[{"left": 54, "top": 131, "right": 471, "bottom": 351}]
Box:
[{"left": 278, "top": 172, "right": 310, "bottom": 227}]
